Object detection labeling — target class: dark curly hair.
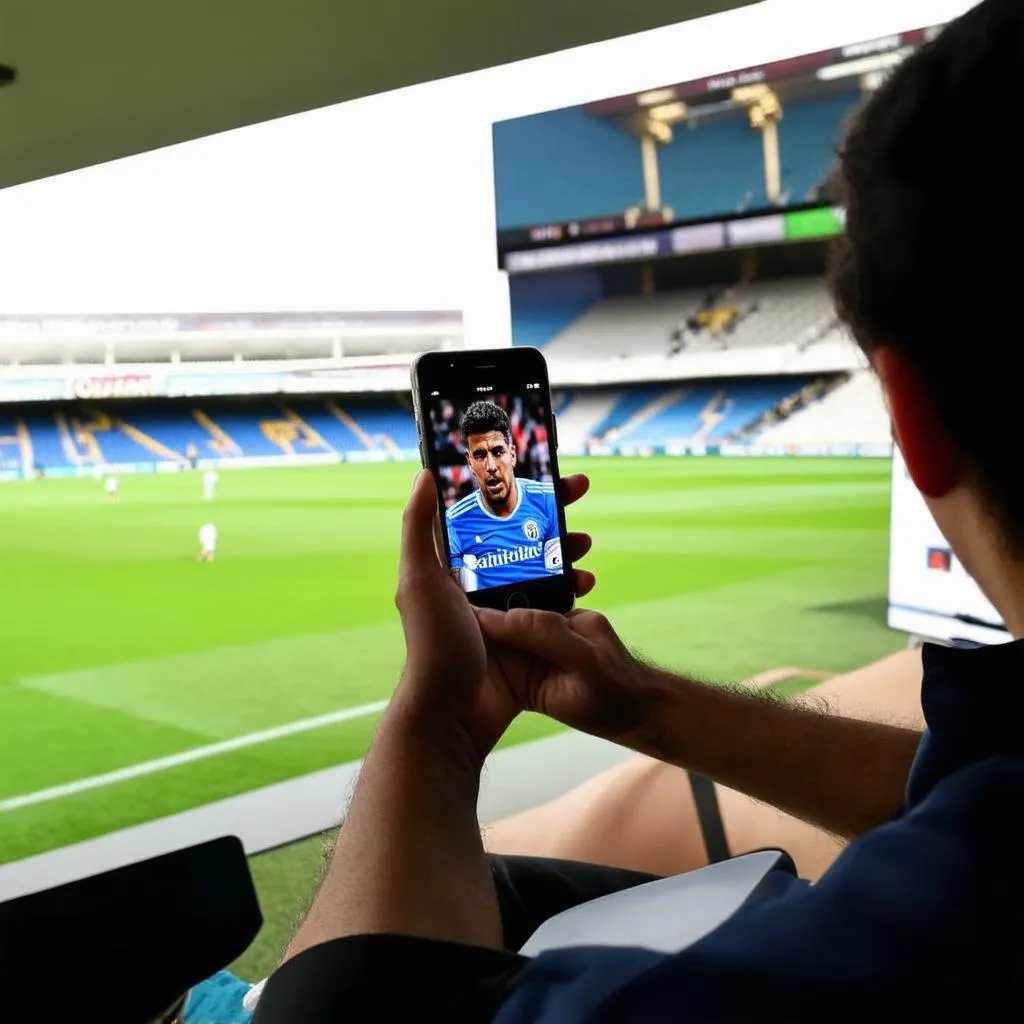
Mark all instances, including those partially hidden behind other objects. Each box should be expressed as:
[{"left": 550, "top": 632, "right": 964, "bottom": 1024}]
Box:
[
  {"left": 829, "top": 0, "right": 1023, "bottom": 551},
  {"left": 460, "top": 401, "right": 512, "bottom": 444}
]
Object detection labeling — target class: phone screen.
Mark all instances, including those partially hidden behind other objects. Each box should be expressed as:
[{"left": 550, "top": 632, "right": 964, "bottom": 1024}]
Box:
[
  {"left": 414, "top": 350, "right": 572, "bottom": 611},
  {"left": 432, "top": 390, "right": 560, "bottom": 590}
]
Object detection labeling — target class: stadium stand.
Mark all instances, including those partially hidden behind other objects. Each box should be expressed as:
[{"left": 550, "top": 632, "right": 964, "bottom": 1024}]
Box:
[
  {"left": 117, "top": 409, "right": 205, "bottom": 458},
  {"left": 551, "top": 391, "right": 575, "bottom": 416},
  {"left": 551, "top": 390, "right": 621, "bottom": 452},
  {"left": 589, "top": 385, "right": 669, "bottom": 440},
  {"left": 199, "top": 405, "right": 287, "bottom": 458},
  {"left": 775, "top": 93, "right": 861, "bottom": 204},
  {"left": 3, "top": 377, "right": 845, "bottom": 472},
  {"left": 756, "top": 371, "right": 890, "bottom": 447},
  {"left": 658, "top": 116, "right": 763, "bottom": 217},
  {"left": 0, "top": 412, "right": 24, "bottom": 471},
  {"left": 349, "top": 399, "right": 418, "bottom": 452},
  {"left": 610, "top": 377, "right": 815, "bottom": 447},
  {"left": 494, "top": 90, "right": 861, "bottom": 229},
  {"left": 539, "top": 277, "right": 835, "bottom": 361},
  {"left": 7, "top": 397, "right": 425, "bottom": 469},
  {"left": 541, "top": 376, "right": 826, "bottom": 454},
  {"left": 509, "top": 272, "right": 603, "bottom": 348},
  {"left": 494, "top": 105, "right": 645, "bottom": 231},
  {"left": 616, "top": 383, "right": 722, "bottom": 446},
  {"left": 294, "top": 402, "right": 370, "bottom": 452},
  {"left": 19, "top": 412, "right": 66, "bottom": 471}
]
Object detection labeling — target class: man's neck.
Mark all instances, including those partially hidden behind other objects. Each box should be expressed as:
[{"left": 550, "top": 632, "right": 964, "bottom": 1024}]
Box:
[{"left": 487, "top": 479, "right": 518, "bottom": 519}]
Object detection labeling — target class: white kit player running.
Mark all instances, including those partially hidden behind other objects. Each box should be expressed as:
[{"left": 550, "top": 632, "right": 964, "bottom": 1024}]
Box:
[
  {"left": 105, "top": 475, "right": 118, "bottom": 503},
  {"left": 203, "top": 469, "right": 219, "bottom": 502},
  {"left": 198, "top": 523, "right": 218, "bottom": 562}
]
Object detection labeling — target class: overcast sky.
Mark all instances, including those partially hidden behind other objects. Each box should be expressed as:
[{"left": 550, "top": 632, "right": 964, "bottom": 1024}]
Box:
[{"left": 0, "top": 0, "right": 973, "bottom": 347}]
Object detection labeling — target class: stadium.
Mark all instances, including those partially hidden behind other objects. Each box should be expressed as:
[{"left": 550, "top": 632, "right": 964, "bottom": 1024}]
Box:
[{"left": 0, "top": 0, "right": 1009, "bottom": 1015}]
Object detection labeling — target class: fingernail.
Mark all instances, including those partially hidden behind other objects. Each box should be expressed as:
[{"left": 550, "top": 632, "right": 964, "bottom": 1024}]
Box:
[{"left": 475, "top": 607, "right": 502, "bottom": 626}]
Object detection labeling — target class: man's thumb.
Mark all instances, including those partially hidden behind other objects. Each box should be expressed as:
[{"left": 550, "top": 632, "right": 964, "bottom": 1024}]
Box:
[
  {"left": 476, "top": 607, "right": 591, "bottom": 669},
  {"left": 400, "top": 470, "right": 443, "bottom": 574}
]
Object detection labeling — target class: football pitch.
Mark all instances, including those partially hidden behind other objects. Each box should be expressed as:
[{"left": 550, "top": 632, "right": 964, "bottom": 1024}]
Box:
[{"left": 0, "top": 456, "right": 901, "bottom": 870}]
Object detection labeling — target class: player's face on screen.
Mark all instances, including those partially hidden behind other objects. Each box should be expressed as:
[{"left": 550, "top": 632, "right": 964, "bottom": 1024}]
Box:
[{"left": 466, "top": 429, "right": 517, "bottom": 512}]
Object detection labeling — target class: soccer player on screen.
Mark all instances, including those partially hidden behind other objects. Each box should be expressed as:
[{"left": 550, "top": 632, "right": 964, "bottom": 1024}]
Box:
[{"left": 445, "top": 401, "right": 561, "bottom": 592}]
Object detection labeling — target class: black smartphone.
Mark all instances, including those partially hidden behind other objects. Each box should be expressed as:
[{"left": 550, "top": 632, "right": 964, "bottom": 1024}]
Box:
[{"left": 411, "top": 347, "right": 574, "bottom": 613}]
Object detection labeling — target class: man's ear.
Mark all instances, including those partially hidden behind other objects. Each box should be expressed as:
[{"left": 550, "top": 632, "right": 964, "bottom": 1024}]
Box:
[{"left": 874, "top": 347, "right": 960, "bottom": 498}]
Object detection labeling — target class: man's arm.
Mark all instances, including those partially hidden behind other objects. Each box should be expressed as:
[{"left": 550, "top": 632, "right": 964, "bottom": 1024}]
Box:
[
  {"left": 477, "top": 609, "right": 922, "bottom": 840},
  {"left": 633, "top": 667, "right": 920, "bottom": 838},
  {"left": 282, "top": 697, "right": 502, "bottom": 962}
]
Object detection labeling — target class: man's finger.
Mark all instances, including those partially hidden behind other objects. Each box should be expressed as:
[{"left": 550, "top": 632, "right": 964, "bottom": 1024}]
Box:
[
  {"left": 572, "top": 569, "right": 596, "bottom": 599},
  {"left": 566, "top": 532, "right": 592, "bottom": 564},
  {"left": 401, "top": 470, "right": 444, "bottom": 577},
  {"left": 560, "top": 474, "right": 590, "bottom": 508},
  {"left": 476, "top": 606, "right": 593, "bottom": 669}
]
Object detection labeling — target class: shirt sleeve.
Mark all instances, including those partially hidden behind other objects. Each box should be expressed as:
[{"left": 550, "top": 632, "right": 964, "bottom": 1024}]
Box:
[
  {"left": 447, "top": 514, "right": 464, "bottom": 570},
  {"left": 252, "top": 935, "right": 527, "bottom": 1024},
  {"left": 542, "top": 490, "right": 559, "bottom": 544}
]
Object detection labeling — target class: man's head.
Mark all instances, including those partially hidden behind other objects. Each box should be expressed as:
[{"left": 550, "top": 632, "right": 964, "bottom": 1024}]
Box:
[
  {"left": 829, "top": 0, "right": 1023, "bottom": 630},
  {"left": 461, "top": 401, "right": 518, "bottom": 513}
]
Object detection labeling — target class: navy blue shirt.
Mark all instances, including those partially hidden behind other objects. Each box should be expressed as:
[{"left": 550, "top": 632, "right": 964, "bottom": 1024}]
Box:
[
  {"left": 254, "top": 641, "right": 1024, "bottom": 1023},
  {"left": 496, "top": 641, "right": 1024, "bottom": 1022}
]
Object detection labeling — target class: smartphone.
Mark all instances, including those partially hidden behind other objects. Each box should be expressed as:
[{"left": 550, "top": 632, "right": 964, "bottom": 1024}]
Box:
[{"left": 411, "top": 347, "right": 574, "bottom": 613}]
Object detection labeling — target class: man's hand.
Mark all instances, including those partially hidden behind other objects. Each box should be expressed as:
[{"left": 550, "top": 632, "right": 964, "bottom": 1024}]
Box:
[
  {"left": 281, "top": 469, "right": 598, "bottom": 961},
  {"left": 475, "top": 606, "right": 657, "bottom": 745},
  {"left": 393, "top": 471, "right": 595, "bottom": 766},
  {"left": 477, "top": 607, "right": 924, "bottom": 840}
]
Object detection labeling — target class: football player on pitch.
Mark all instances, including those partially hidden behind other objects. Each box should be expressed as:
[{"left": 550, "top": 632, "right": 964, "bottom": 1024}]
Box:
[{"left": 445, "top": 401, "right": 561, "bottom": 592}]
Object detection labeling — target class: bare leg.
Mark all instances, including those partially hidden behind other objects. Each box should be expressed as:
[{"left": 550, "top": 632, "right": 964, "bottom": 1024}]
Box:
[{"left": 484, "top": 647, "right": 924, "bottom": 881}]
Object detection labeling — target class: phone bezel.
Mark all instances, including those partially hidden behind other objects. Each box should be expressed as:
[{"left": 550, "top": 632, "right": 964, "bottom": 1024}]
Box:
[{"left": 411, "top": 347, "right": 574, "bottom": 613}]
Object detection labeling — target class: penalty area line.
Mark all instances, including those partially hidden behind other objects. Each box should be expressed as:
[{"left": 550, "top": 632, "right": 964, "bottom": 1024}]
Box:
[{"left": 0, "top": 699, "right": 389, "bottom": 814}]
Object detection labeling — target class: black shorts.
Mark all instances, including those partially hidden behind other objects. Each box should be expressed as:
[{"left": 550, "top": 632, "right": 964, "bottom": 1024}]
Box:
[{"left": 252, "top": 854, "right": 661, "bottom": 1024}]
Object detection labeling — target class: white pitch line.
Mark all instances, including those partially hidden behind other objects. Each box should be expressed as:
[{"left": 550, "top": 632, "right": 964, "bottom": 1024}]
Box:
[{"left": 0, "top": 699, "right": 389, "bottom": 814}]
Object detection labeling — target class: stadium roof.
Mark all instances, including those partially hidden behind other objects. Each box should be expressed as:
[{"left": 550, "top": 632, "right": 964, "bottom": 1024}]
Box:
[{"left": 0, "top": 0, "right": 754, "bottom": 191}]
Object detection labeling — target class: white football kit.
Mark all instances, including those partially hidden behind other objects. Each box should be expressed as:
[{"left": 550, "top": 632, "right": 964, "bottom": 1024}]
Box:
[{"left": 199, "top": 523, "right": 218, "bottom": 553}]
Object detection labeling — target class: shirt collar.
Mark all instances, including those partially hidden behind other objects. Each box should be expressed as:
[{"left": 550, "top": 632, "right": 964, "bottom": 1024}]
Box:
[{"left": 906, "top": 639, "right": 1024, "bottom": 806}]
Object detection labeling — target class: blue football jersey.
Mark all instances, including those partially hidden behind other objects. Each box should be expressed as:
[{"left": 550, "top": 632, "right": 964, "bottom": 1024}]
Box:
[{"left": 446, "top": 478, "right": 562, "bottom": 592}]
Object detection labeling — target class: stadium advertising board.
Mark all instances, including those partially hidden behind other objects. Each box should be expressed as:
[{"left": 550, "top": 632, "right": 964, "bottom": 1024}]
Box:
[
  {"left": 0, "top": 311, "right": 461, "bottom": 338},
  {"left": 503, "top": 206, "right": 845, "bottom": 273},
  {"left": 68, "top": 374, "right": 164, "bottom": 400},
  {"left": 165, "top": 373, "right": 286, "bottom": 398},
  {"left": 888, "top": 448, "right": 1007, "bottom": 646},
  {"left": 0, "top": 378, "right": 65, "bottom": 402},
  {"left": 494, "top": 25, "right": 940, "bottom": 271},
  {"left": 0, "top": 364, "right": 419, "bottom": 403}
]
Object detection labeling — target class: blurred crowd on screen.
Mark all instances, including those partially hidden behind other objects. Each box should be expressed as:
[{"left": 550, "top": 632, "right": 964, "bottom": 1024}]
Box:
[{"left": 432, "top": 393, "right": 552, "bottom": 507}]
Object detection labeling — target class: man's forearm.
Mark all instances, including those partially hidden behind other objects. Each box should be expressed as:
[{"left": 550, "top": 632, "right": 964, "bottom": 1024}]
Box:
[
  {"left": 627, "top": 667, "right": 921, "bottom": 838},
  {"left": 283, "top": 693, "right": 503, "bottom": 961}
]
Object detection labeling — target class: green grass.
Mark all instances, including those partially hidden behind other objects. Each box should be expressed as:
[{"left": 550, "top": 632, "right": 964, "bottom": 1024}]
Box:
[{"left": 0, "top": 456, "right": 902, "bottom": 976}]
